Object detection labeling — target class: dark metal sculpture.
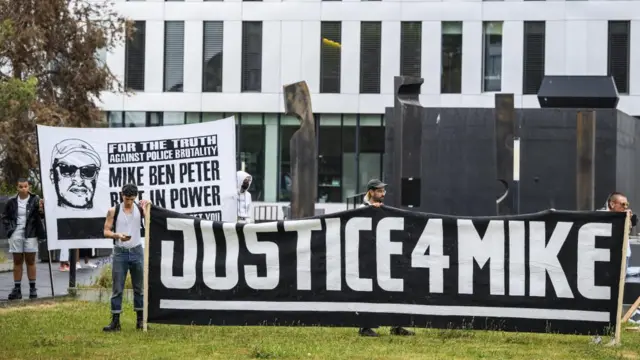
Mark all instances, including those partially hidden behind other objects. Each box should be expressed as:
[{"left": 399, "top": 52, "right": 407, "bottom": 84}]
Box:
[
  {"left": 389, "top": 76, "right": 424, "bottom": 208},
  {"left": 494, "top": 93, "right": 516, "bottom": 215},
  {"left": 576, "top": 111, "right": 596, "bottom": 210},
  {"left": 283, "top": 81, "right": 317, "bottom": 219}
]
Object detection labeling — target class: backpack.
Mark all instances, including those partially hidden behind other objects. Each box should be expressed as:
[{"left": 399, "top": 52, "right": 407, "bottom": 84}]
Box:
[{"left": 111, "top": 202, "right": 145, "bottom": 244}]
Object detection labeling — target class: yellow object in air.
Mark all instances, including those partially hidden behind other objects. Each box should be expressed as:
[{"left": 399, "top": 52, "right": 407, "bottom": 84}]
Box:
[{"left": 322, "top": 38, "right": 341, "bottom": 49}]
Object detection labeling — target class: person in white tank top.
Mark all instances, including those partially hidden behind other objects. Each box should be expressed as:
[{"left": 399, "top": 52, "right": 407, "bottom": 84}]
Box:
[{"left": 101, "top": 183, "right": 150, "bottom": 332}]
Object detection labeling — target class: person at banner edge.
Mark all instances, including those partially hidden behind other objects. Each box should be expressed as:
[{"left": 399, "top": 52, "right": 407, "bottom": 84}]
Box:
[
  {"left": 600, "top": 192, "right": 640, "bottom": 324},
  {"left": 598, "top": 192, "right": 636, "bottom": 272},
  {"left": 357, "top": 179, "right": 415, "bottom": 337},
  {"left": 235, "top": 170, "right": 253, "bottom": 223},
  {"left": 102, "top": 183, "right": 150, "bottom": 332},
  {"left": 2, "top": 178, "right": 45, "bottom": 300}
]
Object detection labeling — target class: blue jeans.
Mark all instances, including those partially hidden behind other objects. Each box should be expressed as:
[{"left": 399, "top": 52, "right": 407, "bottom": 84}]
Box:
[{"left": 110, "top": 245, "right": 144, "bottom": 314}]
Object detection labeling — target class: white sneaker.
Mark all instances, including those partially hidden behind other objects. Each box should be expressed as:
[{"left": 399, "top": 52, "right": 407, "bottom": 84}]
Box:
[
  {"left": 84, "top": 263, "right": 98, "bottom": 269},
  {"left": 76, "top": 263, "right": 81, "bottom": 269}
]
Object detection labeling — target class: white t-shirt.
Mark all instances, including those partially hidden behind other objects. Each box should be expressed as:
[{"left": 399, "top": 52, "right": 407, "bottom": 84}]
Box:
[
  {"left": 11, "top": 195, "right": 35, "bottom": 240},
  {"left": 114, "top": 204, "right": 143, "bottom": 249}
]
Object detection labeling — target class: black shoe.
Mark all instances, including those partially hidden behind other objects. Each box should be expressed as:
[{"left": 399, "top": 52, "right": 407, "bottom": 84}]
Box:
[
  {"left": 8, "top": 288, "right": 21, "bottom": 300},
  {"left": 29, "top": 287, "right": 37, "bottom": 299},
  {"left": 359, "top": 328, "right": 379, "bottom": 337},
  {"left": 136, "top": 311, "right": 145, "bottom": 330},
  {"left": 390, "top": 327, "right": 415, "bottom": 336},
  {"left": 103, "top": 314, "right": 121, "bottom": 332}
]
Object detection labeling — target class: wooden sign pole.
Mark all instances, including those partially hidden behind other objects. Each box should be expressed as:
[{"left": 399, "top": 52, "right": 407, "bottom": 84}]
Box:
[
  {"left": 142, "top": 202, "right": 152, "bottom": 332},
  {"left": 609, "top": 212, "right": 630, "bottom": 346},
  {"left": 622, "top": 296, "right": 640, "bottom": 323}
]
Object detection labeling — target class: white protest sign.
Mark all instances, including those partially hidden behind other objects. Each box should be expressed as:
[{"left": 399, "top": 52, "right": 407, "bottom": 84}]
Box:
[{"left": 36, "top": 117, "right": 237, "bottom": 250}]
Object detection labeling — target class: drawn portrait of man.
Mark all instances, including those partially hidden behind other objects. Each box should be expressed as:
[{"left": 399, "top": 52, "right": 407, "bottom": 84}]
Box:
[{"left": 49, "top": 139, "right": 102, "bottom": 210}]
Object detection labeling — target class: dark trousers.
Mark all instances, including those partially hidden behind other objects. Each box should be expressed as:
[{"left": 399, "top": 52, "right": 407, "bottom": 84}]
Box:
[{"left": 110, "top": 245, "right": 144, "bottom": 314}]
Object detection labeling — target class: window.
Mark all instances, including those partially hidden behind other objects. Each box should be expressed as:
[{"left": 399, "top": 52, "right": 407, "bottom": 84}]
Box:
[
  {"left": 318, "top": 115, "right": 342, "bottom": 203},
  {"left": 164, "top": 21, "right": 184, "bottom": 92},
  {"left": 164, "top": 112, "right": 185, "bottom": 126},
  {"left": 278, "top": 116, "right": 298, "bottom": 202},
  {"left": 341, "top": 115, "right": 384, "bottom": 202},
  {"left": 108, "top": 112, "right": 123, "bottom": 127},
  {"left": 185, "top": 113, "right": 202, "bottom": 124},
  {"left": 522, "top": 21, "right": 546, "bottom": 95},
  {"left": 441, "top": 22, "right": 462, "bottom": 94},
  {"left": 242, "top": 22, "right": 262, "bottom": 92},
  {"left": 203, "top": 21, "right": 224, "bottom": 92},
  {"left": 147, "top": 112, "right": 163, "bottom": 127},
  {"left": 125, "top": 21, "right": 146, "bottom": 91},
  {"left": 239, "top": 114, "right": 265, "bottom": 201},
  {"left": 202, "top": 113, "right": 226, "bottom": 123},
  {"left": 320, "top": 22, "right": 341, "bottom": 93},
  {"left": 360, "top": 22, "right": 381, "bottom": 94},
  {"left": 400, "top": 22, "right": 422, "bottom": 78},
  {"left": 482, "top": 21, "right": 503, "bottom": 92},
  {"left": 608, "top": 21, "right": 630, "bottom": 94},
  {"left": 124, "top": 112, "right": 146, "bottom": 127}
]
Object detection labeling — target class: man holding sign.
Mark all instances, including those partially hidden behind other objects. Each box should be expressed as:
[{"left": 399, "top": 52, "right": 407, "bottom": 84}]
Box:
[{"left": 101, "top": 183, "right": 150, "bottom": 332}]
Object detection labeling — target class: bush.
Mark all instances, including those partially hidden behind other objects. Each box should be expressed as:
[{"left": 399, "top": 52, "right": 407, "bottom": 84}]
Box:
[
  {"left": 0, "top": 182, "right": 14, "bottom": 196},
  {"left": 90, "top": 263, "right": 133, "bottom": 290}
]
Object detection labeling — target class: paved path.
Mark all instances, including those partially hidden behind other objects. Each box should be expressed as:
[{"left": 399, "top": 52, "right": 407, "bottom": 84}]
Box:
[{"left": 0, "top": 255, "right": 110, "bottom": 301}]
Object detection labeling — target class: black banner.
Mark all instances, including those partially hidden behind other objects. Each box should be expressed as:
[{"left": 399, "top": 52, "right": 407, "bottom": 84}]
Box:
[{"left": 147, "top": 205, "right": 626, "bottom": 335}]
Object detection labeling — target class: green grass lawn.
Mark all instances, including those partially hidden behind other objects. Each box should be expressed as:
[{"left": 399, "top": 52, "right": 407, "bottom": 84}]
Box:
[{"left": 1, "top": 300, "right": 639, "bottom": 360}]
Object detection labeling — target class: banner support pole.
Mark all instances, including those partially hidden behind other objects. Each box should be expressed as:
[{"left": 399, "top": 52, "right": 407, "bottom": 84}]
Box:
[
  {"left": 622, "top": 296, "right": 640, "bottom": 323},
  {"left": 34, "top": 128, "right": 55, "bottom": 300},
  {"left": 142, "top": 202, "right": 151, "bottom": 332},
  {"left": 610, "top": 212, "right": 630, "bottom": 346}
]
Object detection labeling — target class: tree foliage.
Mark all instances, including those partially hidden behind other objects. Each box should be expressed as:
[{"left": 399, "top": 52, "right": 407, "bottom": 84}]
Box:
[{"left": 0, "top": 0, "right": 132, "bottom": 185}]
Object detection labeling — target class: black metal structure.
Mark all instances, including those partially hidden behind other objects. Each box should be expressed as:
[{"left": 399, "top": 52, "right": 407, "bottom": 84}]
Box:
[
  {"left": 383, "top": 75, "right": 640, "bottom": 216},
  {"left": 537, "top": 75, "right": 619, "bottom": 109}
]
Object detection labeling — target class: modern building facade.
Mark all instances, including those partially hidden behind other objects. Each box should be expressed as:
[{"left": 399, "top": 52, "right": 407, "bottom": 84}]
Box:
[{"left": 100, "top": 0, "right": 640, "bottom": 213}]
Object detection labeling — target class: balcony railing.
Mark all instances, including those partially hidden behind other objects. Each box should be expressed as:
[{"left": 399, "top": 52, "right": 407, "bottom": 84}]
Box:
[{"left": 346, "top": 192, "right": 366, "bottom": 210}]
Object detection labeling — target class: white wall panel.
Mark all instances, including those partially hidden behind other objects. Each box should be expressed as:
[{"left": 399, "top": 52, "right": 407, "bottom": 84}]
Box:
[
  {"left": 183, "top": 21, "right": 203, "bottom": 94},
  {"left": 262, "top": 21, "right": 282, "bottom": 94},
  {"left": 144, "top": 21, "right": 164, "bottom": 93},
  {"left": 340, "top": 21, "right": 360, "bottom": 95},
  {"left": 380, "top": 21, "right": 400, "bottom": 95},
  {"left": 280, "top": 21, "right": 303, "bottom": 87}
]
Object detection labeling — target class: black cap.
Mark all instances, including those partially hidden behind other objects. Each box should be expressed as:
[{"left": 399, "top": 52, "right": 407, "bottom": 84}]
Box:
[
  {"left": 122, "top": 183, "right": 139, "bottom": 197},
  {"left": 366, "top": 179, "right": 386, "bottom": 190}
]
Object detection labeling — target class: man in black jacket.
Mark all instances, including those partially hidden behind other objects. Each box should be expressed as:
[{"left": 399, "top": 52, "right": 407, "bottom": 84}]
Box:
[
  {"left": 2, "top": 178, "right": 45, "bottom": 300},
  {"left": 358, "top": 179, "right": 414, "bottom": 337}
]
